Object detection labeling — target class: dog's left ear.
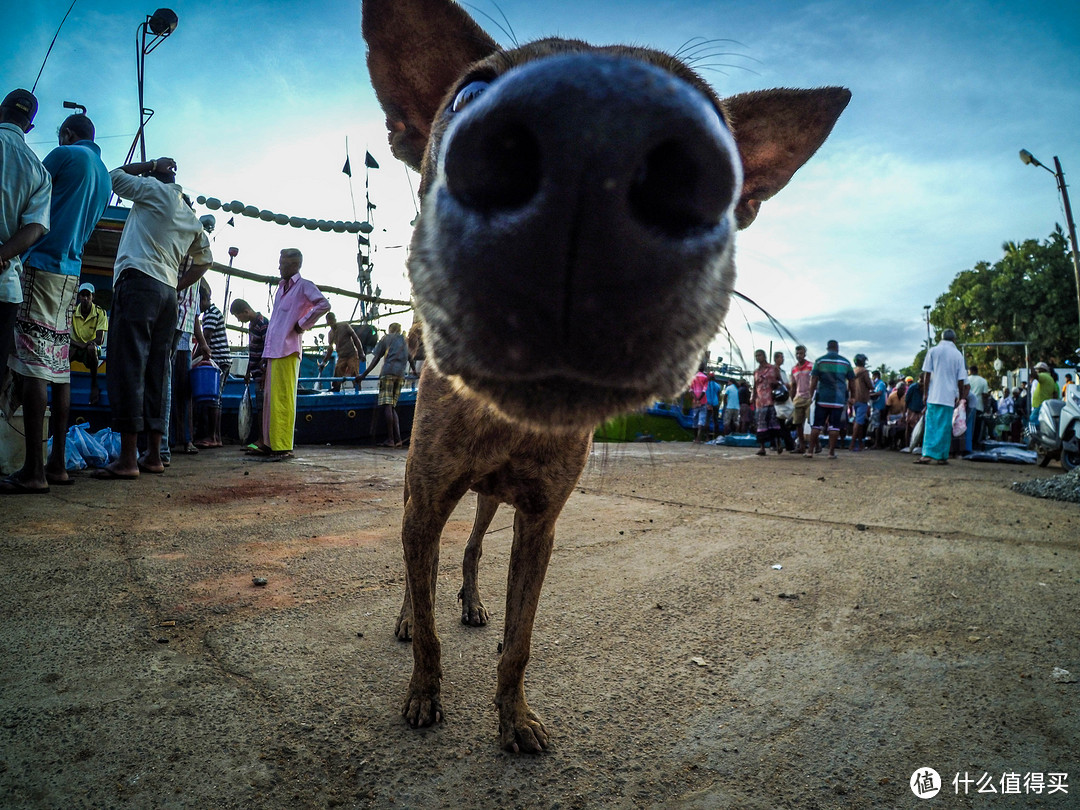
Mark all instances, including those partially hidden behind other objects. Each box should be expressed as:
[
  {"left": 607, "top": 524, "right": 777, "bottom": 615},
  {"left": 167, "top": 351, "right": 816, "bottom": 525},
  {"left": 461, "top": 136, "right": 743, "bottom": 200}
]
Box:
[
  {"left": 723, "top": 87, "right": 851, "bottom": 229},
  {"left": 363, "top": 0, "right": 499, "bottom": 172}
]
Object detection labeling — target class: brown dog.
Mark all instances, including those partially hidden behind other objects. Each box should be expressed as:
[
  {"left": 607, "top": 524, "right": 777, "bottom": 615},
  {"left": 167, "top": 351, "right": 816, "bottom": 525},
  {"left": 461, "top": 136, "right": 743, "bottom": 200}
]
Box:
[{"left": 362, "top": 0, "right": 849, "bottom": 752}]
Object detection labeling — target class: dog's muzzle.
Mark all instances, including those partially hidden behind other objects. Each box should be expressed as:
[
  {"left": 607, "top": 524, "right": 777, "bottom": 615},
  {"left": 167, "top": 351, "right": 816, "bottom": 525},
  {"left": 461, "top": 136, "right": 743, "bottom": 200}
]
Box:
[{"left": 411, "top": 52, "right": 740, "bottom": 428}]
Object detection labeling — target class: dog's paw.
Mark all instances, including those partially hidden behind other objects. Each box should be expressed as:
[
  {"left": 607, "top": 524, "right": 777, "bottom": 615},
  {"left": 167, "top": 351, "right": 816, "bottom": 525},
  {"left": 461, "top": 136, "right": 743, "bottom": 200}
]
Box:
[
  {"left": 395, "top": 611, "right": 413, "bottom": 641},
  {"left": 402, "top": 682, "right": 443, "bottom": 728},
  {"left": 458, "top": 588, "right": 489, "bottom": 627},
  {"left": 498, "top": 703, "right": 548, "bottom": 754}
]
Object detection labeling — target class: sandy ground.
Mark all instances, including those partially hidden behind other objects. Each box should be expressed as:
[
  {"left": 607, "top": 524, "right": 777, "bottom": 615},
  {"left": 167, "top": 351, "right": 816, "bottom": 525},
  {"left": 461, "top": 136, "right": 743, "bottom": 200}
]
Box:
[{"left": 0, "top": 442, "right": 1077, "bottom": 809}]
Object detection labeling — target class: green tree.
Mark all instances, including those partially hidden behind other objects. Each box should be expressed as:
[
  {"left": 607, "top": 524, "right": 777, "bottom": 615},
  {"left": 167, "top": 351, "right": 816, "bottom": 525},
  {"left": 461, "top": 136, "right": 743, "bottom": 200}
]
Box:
[{"left": 922, "top": 227, "right": 1078, "bottom": 374}]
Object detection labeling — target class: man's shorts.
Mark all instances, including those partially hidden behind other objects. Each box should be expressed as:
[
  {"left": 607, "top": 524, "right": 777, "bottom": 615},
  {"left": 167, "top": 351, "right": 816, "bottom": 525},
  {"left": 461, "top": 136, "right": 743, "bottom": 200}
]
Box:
[
  {"left": 693, "top": 405, "right": 707, "bottom": 428},
  {"left": 70, "top": 343, "right": 100, "bottom": 369},
  {"left": 378, "top": 374, "right": 404, "bottom": 406},
  {"left": 812, "top": 404, "right": 845, "bottom": 432},
  {"left": 334, "top": 355, "right": 360, "bottom": 378},
  {"left": 790, "top": 396, "right": 812, "bottom": 427},
  {"left": 853, "top": 401, "right": 869, "bottom": 426}
]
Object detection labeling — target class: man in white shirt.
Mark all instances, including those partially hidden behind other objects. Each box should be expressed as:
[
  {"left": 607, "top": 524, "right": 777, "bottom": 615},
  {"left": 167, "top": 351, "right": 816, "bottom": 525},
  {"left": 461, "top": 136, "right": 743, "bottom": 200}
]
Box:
[
  {"left": 917, "top": 328, "right": 967, "bottom": 465},
  {"left": 966, "top": 364, "right": 990, "bottom": 449},
  {"left": 0, "top": 89, "right": 51, "bottom": 386},
  {"left": 96, "top": 157, "right": 212, "bottom": 480}
]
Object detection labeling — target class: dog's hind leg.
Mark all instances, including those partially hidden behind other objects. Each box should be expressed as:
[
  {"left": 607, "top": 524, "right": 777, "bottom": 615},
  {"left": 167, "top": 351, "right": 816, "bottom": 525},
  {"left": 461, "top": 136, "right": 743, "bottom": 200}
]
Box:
[
  {"left": 495, "top": 508, "right": 558, "bottom": 753},
  {"left": 459, "top": 494, "right": 499, "bottom": 626}
]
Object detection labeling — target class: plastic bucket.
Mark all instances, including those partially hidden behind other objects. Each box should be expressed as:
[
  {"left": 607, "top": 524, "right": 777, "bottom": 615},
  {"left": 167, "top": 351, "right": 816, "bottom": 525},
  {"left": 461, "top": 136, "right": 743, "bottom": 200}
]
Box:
[{"left": 191, "top": 364, "right": 221, "bottom": 403}]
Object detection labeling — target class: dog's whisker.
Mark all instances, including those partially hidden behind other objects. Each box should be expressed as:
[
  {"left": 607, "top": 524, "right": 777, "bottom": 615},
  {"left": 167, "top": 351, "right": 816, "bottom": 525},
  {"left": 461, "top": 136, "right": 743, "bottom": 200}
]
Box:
[{"left": 462, "top": 2, "right": 518, "bottom": 48}]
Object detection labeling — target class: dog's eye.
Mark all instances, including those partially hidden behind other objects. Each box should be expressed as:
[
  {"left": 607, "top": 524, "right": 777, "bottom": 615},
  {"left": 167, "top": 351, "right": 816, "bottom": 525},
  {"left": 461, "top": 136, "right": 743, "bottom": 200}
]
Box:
[{"left": 451, "top": 81, "right": 490, "bottom": 113}]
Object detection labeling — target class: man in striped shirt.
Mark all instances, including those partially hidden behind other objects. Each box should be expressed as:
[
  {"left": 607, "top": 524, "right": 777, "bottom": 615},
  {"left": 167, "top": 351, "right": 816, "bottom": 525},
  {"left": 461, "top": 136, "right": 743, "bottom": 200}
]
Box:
[
  {"left": 806, "top": 340, "right": 854, "bottom": 459},
  {"left": 194, "top": 280, "right": 231, "bottom": 448}
]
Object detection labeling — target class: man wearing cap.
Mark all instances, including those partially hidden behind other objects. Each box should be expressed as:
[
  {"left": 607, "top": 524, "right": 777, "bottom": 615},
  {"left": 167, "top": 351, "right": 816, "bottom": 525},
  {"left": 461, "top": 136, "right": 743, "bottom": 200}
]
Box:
[
  {"left": 1030, "top": 362, "right": 1058, "bottom": 413},
  {"left": 97, "top": 156, "right": 212, "bottom": 480},
  {"left": 1, "top": 113, "right": 110, "bottom": 493},
  {"left": 0, "top": 89, "right": 51, "bottom": 388},
  {"left": 916, "top": 328, "right": 967, "bottom": 465},
  {"left": 71, "top": 283, "right": 108, "bottom": 403}
]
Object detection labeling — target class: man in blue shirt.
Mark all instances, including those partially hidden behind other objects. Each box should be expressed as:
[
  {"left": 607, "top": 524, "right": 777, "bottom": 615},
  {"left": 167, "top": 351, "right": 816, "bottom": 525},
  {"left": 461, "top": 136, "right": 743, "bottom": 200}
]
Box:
[
  {"left": 722, "top": 378, "right": 741, "bottom": 435},
  {"left": 2, "top": 114, "right": 110, "bottom": 493}
]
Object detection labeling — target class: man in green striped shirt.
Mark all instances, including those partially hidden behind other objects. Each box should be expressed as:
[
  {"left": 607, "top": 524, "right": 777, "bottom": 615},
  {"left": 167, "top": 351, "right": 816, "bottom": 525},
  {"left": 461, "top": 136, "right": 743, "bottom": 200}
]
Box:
[{"left": 806, "top": 340, "right": 854, "bottom": 459}]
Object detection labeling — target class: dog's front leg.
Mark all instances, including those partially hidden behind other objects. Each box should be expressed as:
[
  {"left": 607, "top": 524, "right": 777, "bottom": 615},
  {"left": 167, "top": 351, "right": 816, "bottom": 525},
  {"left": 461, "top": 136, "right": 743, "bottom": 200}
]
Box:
[
  {"left": 459, "top": 494, "right": 499, "bottom": 626},
  {"left": 495, "top": 509, "right": 557, "bottom": 753},
  {"left": 400, "top": 496, "right": 448, "bottom": 728}
]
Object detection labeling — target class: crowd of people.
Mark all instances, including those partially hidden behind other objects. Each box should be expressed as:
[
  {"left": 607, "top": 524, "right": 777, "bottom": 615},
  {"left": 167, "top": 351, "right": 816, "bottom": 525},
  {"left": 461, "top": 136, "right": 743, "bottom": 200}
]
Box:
[
  {"left": 3, "top": 86, "right": 1070, "bottom": 491},
  {"left": 0, "top": 87, "right": 416, "bottom": 492},
  {"left": 687, "top": 332, "right": 1064, "bottom": 464}
]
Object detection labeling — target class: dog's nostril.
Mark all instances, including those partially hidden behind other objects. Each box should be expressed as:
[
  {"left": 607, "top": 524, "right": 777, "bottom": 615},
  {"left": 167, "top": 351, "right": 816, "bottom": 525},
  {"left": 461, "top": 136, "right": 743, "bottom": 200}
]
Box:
[
  {"left": 629, "top": 140, "right": 732, "bottom": 238},
  {"left": 446, "top": 121, "right": 541, "bottom": 213}
]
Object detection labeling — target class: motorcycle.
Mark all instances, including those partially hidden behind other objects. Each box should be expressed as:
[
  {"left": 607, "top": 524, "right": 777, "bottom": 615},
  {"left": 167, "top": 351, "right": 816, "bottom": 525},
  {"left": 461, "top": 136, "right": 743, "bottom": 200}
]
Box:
[{"left": 1031, "top": 379, "right": 1080, "bottom": 471}]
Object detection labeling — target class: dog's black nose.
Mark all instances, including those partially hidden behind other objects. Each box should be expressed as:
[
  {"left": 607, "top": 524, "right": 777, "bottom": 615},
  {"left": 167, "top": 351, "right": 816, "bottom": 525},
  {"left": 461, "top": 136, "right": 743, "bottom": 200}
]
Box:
[
  {"left": 442, "top": 53, "right": 736, "bottom": 238},
  {"left": 424, "top": 52, "right": 740, "bottom": 379}
]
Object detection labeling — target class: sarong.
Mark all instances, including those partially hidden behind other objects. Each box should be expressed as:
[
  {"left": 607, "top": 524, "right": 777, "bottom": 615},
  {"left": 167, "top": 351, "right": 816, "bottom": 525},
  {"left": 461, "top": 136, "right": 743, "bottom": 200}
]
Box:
[
  {"left": 263, "top": 354, "right": 300, "bottom": 452},
  {"left": 378, "top": 374, "right": 404, "bottom": 406},
  {"left": 9, "top": 266, "right": 78, "bottom": 383},
  {"left": 755, "top": 404, "right": 780, "bottom": 443},
  {"left": 922, "top": 402, "right": 953, "bottom": 460}
]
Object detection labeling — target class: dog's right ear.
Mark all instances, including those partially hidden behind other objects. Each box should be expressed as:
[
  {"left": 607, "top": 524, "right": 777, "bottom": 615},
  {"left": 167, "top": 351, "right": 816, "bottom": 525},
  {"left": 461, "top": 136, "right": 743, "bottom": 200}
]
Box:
[{"left": 363, "top": 0, "right": 499, "bottom": 172}]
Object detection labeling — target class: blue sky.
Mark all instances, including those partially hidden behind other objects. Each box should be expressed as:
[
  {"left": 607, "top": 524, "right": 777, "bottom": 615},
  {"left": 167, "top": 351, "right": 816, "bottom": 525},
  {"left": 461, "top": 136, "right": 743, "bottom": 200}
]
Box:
[{"left": 4, "top": 0, "right": 1079, "bottom": 373}]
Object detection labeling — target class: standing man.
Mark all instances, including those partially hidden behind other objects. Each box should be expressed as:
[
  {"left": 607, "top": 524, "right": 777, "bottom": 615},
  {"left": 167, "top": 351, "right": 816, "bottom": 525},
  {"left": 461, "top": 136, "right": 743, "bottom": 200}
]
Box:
[
  {"left": 688, "top": 365, "right": 709, "bottom": 442},
  {"left": 0, "top": 89, "right": 51, "bottom": 388},
  {"left": 192, "top": 280, "right": 231, "bottom": 449},
  {"left": 806, "top": 340, "right": 854, "bottom": 460},
  {"left": 705, "top": 372, "right": 722, "bottom": 439},
  {"left": 3, "top": 113, "right": 109, "bottom": 494},
  {"left": 318, "top": 312, "right": 364, "bottom": 391},
  {"left": 260, "top": 248, "right": 330, "bottom": 459},
  {"left": 967, "top": 364, "right": 989, "bottom": 450},
  {"left": 357, "top": 322, "right": 415, "bottom": 447},
  {"left": 750, "top": 349, "right": 780, "bottom": 456},
  {"left": 70, "top": 283, "right": 108, "bottom": 403},
  {"left": 916, "top": 328, "right": 967, "bottom": 466},
  {"left": 849, "top": 353, "right": 872, "bottom": 452},
  {"left": 789, "top": 345, "right": 814, "bottom": 453},
  {"left": 229, "top": 298, "right": 269, "bottom": 448},
  {"left": 869, "top": 370, "right": 888, "bottom": 449},
  {"left": 773, "top": 350, "right": 794, "bottom": 452},
  {"left": 722, "top": 376, "right": 741, "bottom": 436},
  {"left": 903, "top": 375, "right": 924, "bottom": 450},
  {"left": 97, "top": 156, "right": 212, "bottom": 480}
]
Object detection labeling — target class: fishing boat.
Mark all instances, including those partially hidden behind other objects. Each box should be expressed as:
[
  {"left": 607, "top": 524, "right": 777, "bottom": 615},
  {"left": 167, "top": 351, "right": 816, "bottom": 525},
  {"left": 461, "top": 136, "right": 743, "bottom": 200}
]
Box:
[{"left": 66, "top": 204, "right": 418, "bottom": 446}]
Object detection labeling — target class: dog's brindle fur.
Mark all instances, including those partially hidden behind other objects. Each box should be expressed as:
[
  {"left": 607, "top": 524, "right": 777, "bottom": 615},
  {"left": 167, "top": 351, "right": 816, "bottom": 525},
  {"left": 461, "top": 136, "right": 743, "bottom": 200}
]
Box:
[{"left": 363, "top": 0, "right": 849, "bottom": 752}]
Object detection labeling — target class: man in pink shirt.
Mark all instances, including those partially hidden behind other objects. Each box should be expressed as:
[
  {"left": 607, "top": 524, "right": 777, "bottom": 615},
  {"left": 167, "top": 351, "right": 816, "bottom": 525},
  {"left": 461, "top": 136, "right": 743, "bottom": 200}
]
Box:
[
  {"left": 257, "top": 248, "right": 330, "bottom": 459},
  {"left": 689, "top": 366, "right": 709, "bottom": 442},
  {"left": 789, "top": 344, "right": 814, "bottom": 454}
]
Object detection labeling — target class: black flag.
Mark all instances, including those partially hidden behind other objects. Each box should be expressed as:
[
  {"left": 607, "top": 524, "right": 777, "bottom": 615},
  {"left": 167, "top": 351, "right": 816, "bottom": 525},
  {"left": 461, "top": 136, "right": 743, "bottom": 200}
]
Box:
[
  {"left": 364, "top": 151, "right": 380, "bottom": 169},
  {"left": 342, "top": 157, "right": 352, "bottom": 177}
]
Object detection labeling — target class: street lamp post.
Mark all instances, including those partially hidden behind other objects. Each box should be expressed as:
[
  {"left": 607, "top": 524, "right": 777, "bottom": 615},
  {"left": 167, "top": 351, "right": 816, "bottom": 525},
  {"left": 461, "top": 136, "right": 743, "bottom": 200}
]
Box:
[
  {"left": 123, "top": 8, "right": 179, "bottom": 165},
  {"left": 1019, "top": 149, "right": 1080, "bottom": 348},
  {"left": 923, "top": 304, "right": 932, "bottom": 348}
]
